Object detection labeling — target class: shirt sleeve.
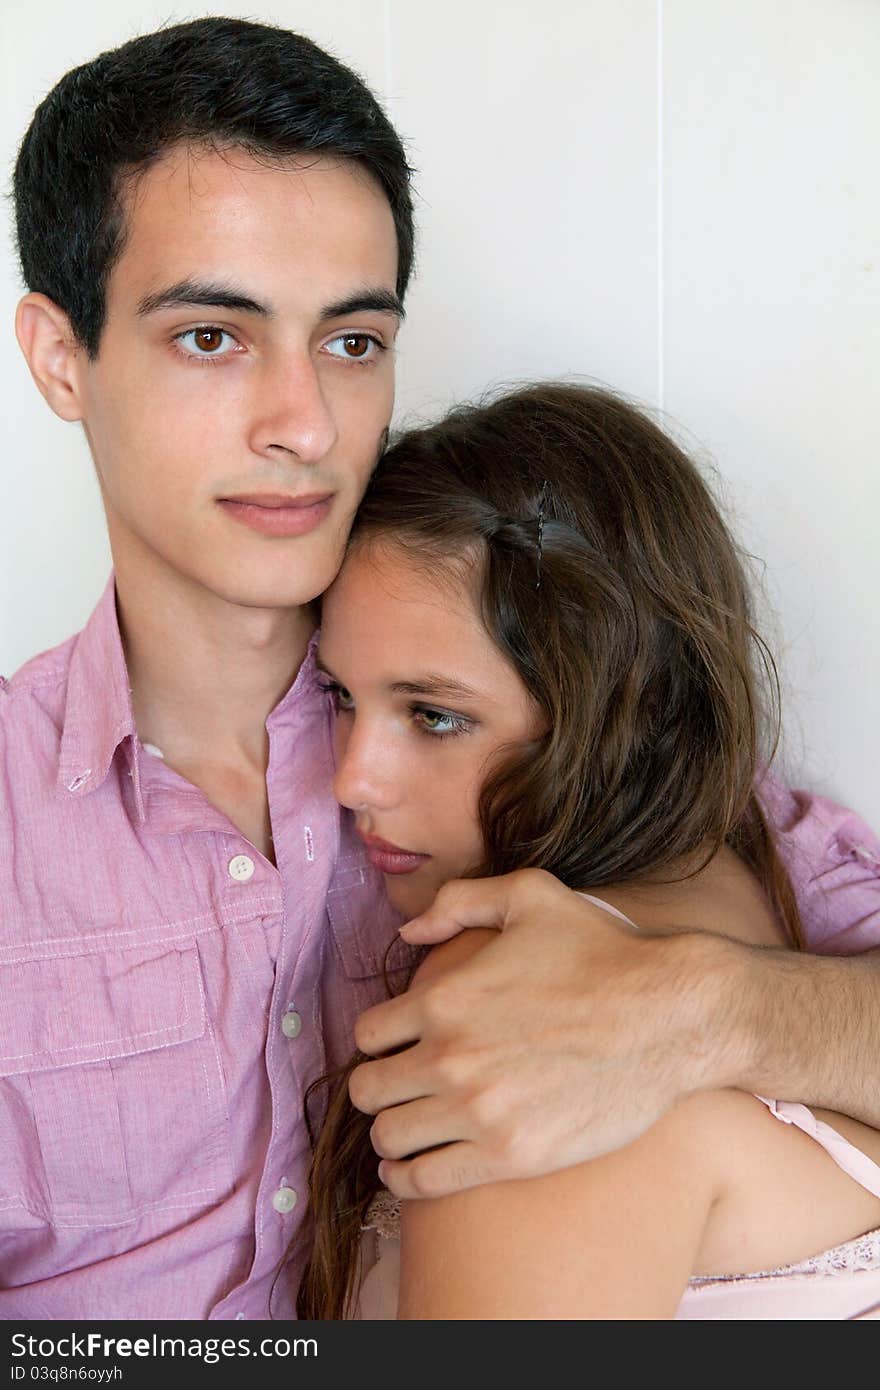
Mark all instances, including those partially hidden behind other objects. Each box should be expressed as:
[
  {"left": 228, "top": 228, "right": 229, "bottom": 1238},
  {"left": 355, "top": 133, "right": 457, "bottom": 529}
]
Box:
[{"left": 759, "top": 769, "right": 880, "bottom": 954}]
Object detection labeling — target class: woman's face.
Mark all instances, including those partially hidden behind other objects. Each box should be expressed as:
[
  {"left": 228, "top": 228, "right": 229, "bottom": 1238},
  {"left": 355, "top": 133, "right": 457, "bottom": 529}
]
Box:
[{"left": 318, "top": 540, "right": 542, "bottom": 918}]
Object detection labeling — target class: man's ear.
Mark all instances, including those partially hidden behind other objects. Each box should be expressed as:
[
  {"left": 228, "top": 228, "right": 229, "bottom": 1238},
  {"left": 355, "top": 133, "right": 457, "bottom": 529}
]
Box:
[{"left": 15, "top": 293, "right": 87, "bottom": 422}]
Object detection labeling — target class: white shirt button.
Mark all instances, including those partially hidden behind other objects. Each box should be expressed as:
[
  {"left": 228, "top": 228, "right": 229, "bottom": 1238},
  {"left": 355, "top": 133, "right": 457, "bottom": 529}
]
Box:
[
  {"left": 228, "top": 854, "right": 255, "bottom": 882},
  {"left": 281, "top": 1009, "right": 303, "bottom": 1039},
  {"left": 272, "top": 1186, "right": 298, "bottom": 1214}
]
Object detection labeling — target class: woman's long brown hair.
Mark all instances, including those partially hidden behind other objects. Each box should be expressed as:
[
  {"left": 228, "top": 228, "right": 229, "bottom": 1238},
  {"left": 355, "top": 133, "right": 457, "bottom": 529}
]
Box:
[{"left": 296, "top": 382, "right": 803, "bottom": 1318}]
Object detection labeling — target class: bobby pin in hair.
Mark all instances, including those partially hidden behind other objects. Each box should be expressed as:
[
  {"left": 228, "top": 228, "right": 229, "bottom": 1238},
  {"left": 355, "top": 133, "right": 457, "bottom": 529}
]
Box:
[{"left": 536, "top": 479, "right": 549, "bottom": 590}]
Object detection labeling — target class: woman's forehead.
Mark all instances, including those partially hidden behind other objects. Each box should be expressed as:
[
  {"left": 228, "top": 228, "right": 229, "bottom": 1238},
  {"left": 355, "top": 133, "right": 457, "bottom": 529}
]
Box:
[
  {"left": 320, "top": 540, "right": 521, "bottom": 690},
  {"left": 330, "top": 536, "right": 481, "bottom": 613}
]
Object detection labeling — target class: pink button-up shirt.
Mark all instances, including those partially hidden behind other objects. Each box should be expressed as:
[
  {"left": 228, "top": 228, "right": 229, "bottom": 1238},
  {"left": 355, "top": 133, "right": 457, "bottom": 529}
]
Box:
[
  {"left": 1, "top": 578, "right": 878, "bottom": 1320},
  {"left": 0, "top": 577, "right": 418, "bottom": 1320}
]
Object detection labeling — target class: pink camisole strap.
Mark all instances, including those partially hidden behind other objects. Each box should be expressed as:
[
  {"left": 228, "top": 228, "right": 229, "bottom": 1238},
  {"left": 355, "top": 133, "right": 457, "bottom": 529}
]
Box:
[
  {"left": 755, "top": 1096, "right": 880, "bottom": 1199},
  {"left": 576, "top": 890, "right": 637, "bottom": 926}
]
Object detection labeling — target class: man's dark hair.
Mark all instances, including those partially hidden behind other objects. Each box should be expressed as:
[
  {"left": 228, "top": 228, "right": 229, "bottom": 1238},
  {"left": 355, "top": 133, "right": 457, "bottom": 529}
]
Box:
[{"left": 13, "top": 16, "right": 415, "bottom": 357}]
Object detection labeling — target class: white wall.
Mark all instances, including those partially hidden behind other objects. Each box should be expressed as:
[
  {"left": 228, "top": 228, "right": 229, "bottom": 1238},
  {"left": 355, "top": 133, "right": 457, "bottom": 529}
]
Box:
[{"left": 2, "top": 1, "right": 878, "bottom": 826}]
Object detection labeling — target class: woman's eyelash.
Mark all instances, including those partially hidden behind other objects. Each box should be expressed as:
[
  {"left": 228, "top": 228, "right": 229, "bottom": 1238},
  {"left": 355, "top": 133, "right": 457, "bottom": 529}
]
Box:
[
  {"left": 315, "top": 677, "right": 351, "bottom": 706},
  {"left": 316, "top": 678, "right": 472, "bottom": 740}
]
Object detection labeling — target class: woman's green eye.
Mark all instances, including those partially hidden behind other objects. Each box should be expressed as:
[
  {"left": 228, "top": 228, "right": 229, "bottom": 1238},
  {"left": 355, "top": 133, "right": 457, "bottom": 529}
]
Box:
[{"left": 412, "top": 706, "right": 471, "bottom": 738}]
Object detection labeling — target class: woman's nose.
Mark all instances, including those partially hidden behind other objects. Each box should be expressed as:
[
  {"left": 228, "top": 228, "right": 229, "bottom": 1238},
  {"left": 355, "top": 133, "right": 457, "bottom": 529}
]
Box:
[{"left": 332, "top": 715, "right": 398, "bottom": 812}]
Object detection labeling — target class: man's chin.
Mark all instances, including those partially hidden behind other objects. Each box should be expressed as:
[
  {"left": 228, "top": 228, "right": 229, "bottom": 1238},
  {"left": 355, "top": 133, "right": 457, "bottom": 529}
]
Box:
[{"left": 195, "top": 559, "right": 338, "bottom": 614}]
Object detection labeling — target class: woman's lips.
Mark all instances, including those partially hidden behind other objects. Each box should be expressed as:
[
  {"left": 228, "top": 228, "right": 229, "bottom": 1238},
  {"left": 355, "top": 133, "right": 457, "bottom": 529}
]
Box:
[
  {"left": 217, "top": 492, "right": 334, "bottom": 537},
  {"left": 358, "top": 831, "right": 431, "bottom": 877}
]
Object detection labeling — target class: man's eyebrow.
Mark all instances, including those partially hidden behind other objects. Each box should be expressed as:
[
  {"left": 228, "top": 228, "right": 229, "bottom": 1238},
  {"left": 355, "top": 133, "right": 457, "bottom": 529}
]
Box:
[
  {"left": 136, "top": 282, "right": 404, "bottom": 322},
  {"left": 320, "top": 289, "right": 405, "bottom": 322},
  {"left": 137, "top": 280, "right": 272, "bottom": 317}
]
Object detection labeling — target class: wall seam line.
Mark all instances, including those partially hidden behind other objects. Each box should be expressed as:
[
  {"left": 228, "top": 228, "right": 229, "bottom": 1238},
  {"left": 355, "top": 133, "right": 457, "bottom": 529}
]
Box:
[{"left": 657, "top": 0, "right": 665, "bottom": 410}]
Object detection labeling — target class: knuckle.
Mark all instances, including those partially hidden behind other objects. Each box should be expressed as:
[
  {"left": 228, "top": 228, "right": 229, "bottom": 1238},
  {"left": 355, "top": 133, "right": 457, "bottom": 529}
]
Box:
[
  {"left": 495, "top": 1124, "right": 532, "bottom": 1170},
  {"left": 420, "top": 979, "right": 460, "bottom": 1028},
  {"left": 456, "top": 1076, "right": 546, "bottom": 1174},
  {"left": 369, "top": 1113, "right": 395, "bottom": 1158},
  {"left": 378, "top": 1163, "right": 407, "bottom": 1199},
  {"left": 407, "top": 1157, "right": 448, "bottom": 1200},
  {"left": 353, "top": 1012, "right": 376, "bottom": 1054},
  {"left": 348, "top": 1064, "right": 376, "bottom": 1114},
  {"left": 467, "top": 1080, "right": 507, "bottom": 1134},
  {"left": 430, "top": 1040, "right": 470, "bottom": 1092},
  {"left": 514, "top": 865, "right": 556, "bottom": 898},
  {"left": 498, "top": 1121, "right": 548, "bottom": 1175}
]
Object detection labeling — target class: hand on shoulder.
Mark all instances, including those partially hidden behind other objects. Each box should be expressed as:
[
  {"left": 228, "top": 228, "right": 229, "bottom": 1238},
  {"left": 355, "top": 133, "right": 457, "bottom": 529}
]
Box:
[{"left": 353, "top": 870, "right": 748, "bottom": 1200}]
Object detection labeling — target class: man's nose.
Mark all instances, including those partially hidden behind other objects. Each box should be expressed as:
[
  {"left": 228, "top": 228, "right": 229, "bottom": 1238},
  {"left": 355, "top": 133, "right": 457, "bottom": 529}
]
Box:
[{"left": 249, "top": 350, "right": 338, "bottom": 465}]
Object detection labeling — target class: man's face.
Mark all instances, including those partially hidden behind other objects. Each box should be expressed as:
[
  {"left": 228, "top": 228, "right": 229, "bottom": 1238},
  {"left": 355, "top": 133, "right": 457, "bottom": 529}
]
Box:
[{"left": 75, "top": 145, "right": 400, "bottom": 609}]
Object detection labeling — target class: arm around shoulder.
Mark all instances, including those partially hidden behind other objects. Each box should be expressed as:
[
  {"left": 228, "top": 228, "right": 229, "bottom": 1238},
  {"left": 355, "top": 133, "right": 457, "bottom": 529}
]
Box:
[
  {"left": 626, "top": 920, "right": 880, "bottom": 1131},
  {"left": 724, "top": 938, "right": 880, "bottom": 1126}
]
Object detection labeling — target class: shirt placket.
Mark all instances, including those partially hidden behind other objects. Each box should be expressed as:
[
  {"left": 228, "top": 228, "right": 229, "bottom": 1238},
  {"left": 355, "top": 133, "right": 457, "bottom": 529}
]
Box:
[{"left": 209, "top": 694, "right": 337, "bottom": 1320}]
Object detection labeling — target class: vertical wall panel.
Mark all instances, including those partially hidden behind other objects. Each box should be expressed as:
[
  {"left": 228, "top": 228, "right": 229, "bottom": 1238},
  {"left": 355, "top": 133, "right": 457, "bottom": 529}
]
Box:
[
  {"left": 663, "top": 0, "right": 879, "bottom": 822},
  {"left": 388, "top": 0, "right": 659, "bottom": 423}
]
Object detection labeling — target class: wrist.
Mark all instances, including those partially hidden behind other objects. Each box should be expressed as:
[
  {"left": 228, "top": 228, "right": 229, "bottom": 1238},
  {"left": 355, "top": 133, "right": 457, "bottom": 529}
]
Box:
[{"left": 671, "top": 929, "right": 758, "bottom": 1097}]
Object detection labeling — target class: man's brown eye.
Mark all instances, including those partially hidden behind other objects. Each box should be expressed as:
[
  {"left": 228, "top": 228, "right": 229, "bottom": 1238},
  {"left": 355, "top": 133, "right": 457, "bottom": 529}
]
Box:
[
  {"left": 194, "top": 328, "right": 224, "bottom": 352},
  {"left": 344, "top": 335, "right": 370, "bottom": 357}
]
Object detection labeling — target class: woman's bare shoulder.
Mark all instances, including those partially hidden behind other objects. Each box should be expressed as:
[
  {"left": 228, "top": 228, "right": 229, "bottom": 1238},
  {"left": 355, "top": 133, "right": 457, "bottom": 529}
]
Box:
[
  {"left": 399, "top": 1085, "right": 731, "bottom": 1318},
  {"left": 596, "top": 845, "right": 787, "bottom": 948}
]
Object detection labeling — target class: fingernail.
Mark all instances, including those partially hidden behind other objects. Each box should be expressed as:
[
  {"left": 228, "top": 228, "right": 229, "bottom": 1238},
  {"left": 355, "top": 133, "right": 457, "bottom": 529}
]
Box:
[{"left": 377, "top": 1161, "right": 387, "bottom": 1184}]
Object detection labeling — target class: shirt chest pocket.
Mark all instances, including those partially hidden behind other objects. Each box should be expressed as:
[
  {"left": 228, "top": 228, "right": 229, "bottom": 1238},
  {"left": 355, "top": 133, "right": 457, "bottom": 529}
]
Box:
[
  {"left": 0, "top": 943, "right": 233, "bottom": 1228},
  {"left": 325, "top": 862, "right": 424, "bottom": 1013}
]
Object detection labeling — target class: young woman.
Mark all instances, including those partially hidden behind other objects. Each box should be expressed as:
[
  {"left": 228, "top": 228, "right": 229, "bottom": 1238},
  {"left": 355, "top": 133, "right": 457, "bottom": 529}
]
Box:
[{"left": 298, "top": 383, "right": 880, "bottom": 1319}]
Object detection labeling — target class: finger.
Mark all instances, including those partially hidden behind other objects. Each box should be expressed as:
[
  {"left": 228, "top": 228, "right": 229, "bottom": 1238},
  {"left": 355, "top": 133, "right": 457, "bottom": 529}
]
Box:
[
  {"left": 378, "top": 1142, "right": 496, "bottom": 1200},
  {"left": 354, "top": 989, "right": 424, "bottom": 1055},
  {"left": 370, "top": 1096, "right": 465, "bottom": 1160},
  {"left": 399, "top": 868, "right": 555, "bottom": 944},
  {"left": 349, "top": 1049, "right": 430, "bottom": 1115}
]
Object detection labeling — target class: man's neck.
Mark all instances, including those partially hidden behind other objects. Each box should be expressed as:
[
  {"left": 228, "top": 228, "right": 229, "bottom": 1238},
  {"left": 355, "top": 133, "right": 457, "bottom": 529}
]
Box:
[{"left": 114, "top": 555, "right": 316, "bottom": 775}]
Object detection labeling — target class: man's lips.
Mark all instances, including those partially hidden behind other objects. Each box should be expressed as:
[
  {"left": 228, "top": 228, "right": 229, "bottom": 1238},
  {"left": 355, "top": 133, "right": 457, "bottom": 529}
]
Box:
[
  {"left": 357, "top": 830, "right": 431, "bottom": 876},
  {"left": 216, "top": 492, "right": 334, "bottom": 537},
  {"left": 220, "top": 492, "right": 332, "bottom": 508}
]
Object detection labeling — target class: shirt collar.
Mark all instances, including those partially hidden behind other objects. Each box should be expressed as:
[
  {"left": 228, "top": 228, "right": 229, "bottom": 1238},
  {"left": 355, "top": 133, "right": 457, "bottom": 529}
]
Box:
[
  {"left": 57, "top": 574, "right": 325, "bottom": 817},
  {"left": 57, "top": 574, "right": 139, "bottom": 803},
  {"left": 266, "top": 627, "right": 323, "bottom": 730}
]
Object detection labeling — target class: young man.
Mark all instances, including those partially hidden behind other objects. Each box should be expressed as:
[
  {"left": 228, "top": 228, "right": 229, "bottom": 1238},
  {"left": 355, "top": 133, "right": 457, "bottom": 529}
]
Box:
[{"left": 4, "top": 16, "right": 879, "bottom": 1320}]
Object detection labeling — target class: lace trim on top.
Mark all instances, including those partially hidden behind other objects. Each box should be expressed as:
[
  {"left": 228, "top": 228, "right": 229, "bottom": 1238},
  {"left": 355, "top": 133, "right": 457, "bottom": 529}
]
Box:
[
  {"left": 689, "top": 1225, "right": 880, "bottom": 1283},
  {"left": 362, "top": 1191, "right": 880, "bottom": 1281},
  {"left": 362, "top": 1189, "right": 402, "bottom": 1241}
]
